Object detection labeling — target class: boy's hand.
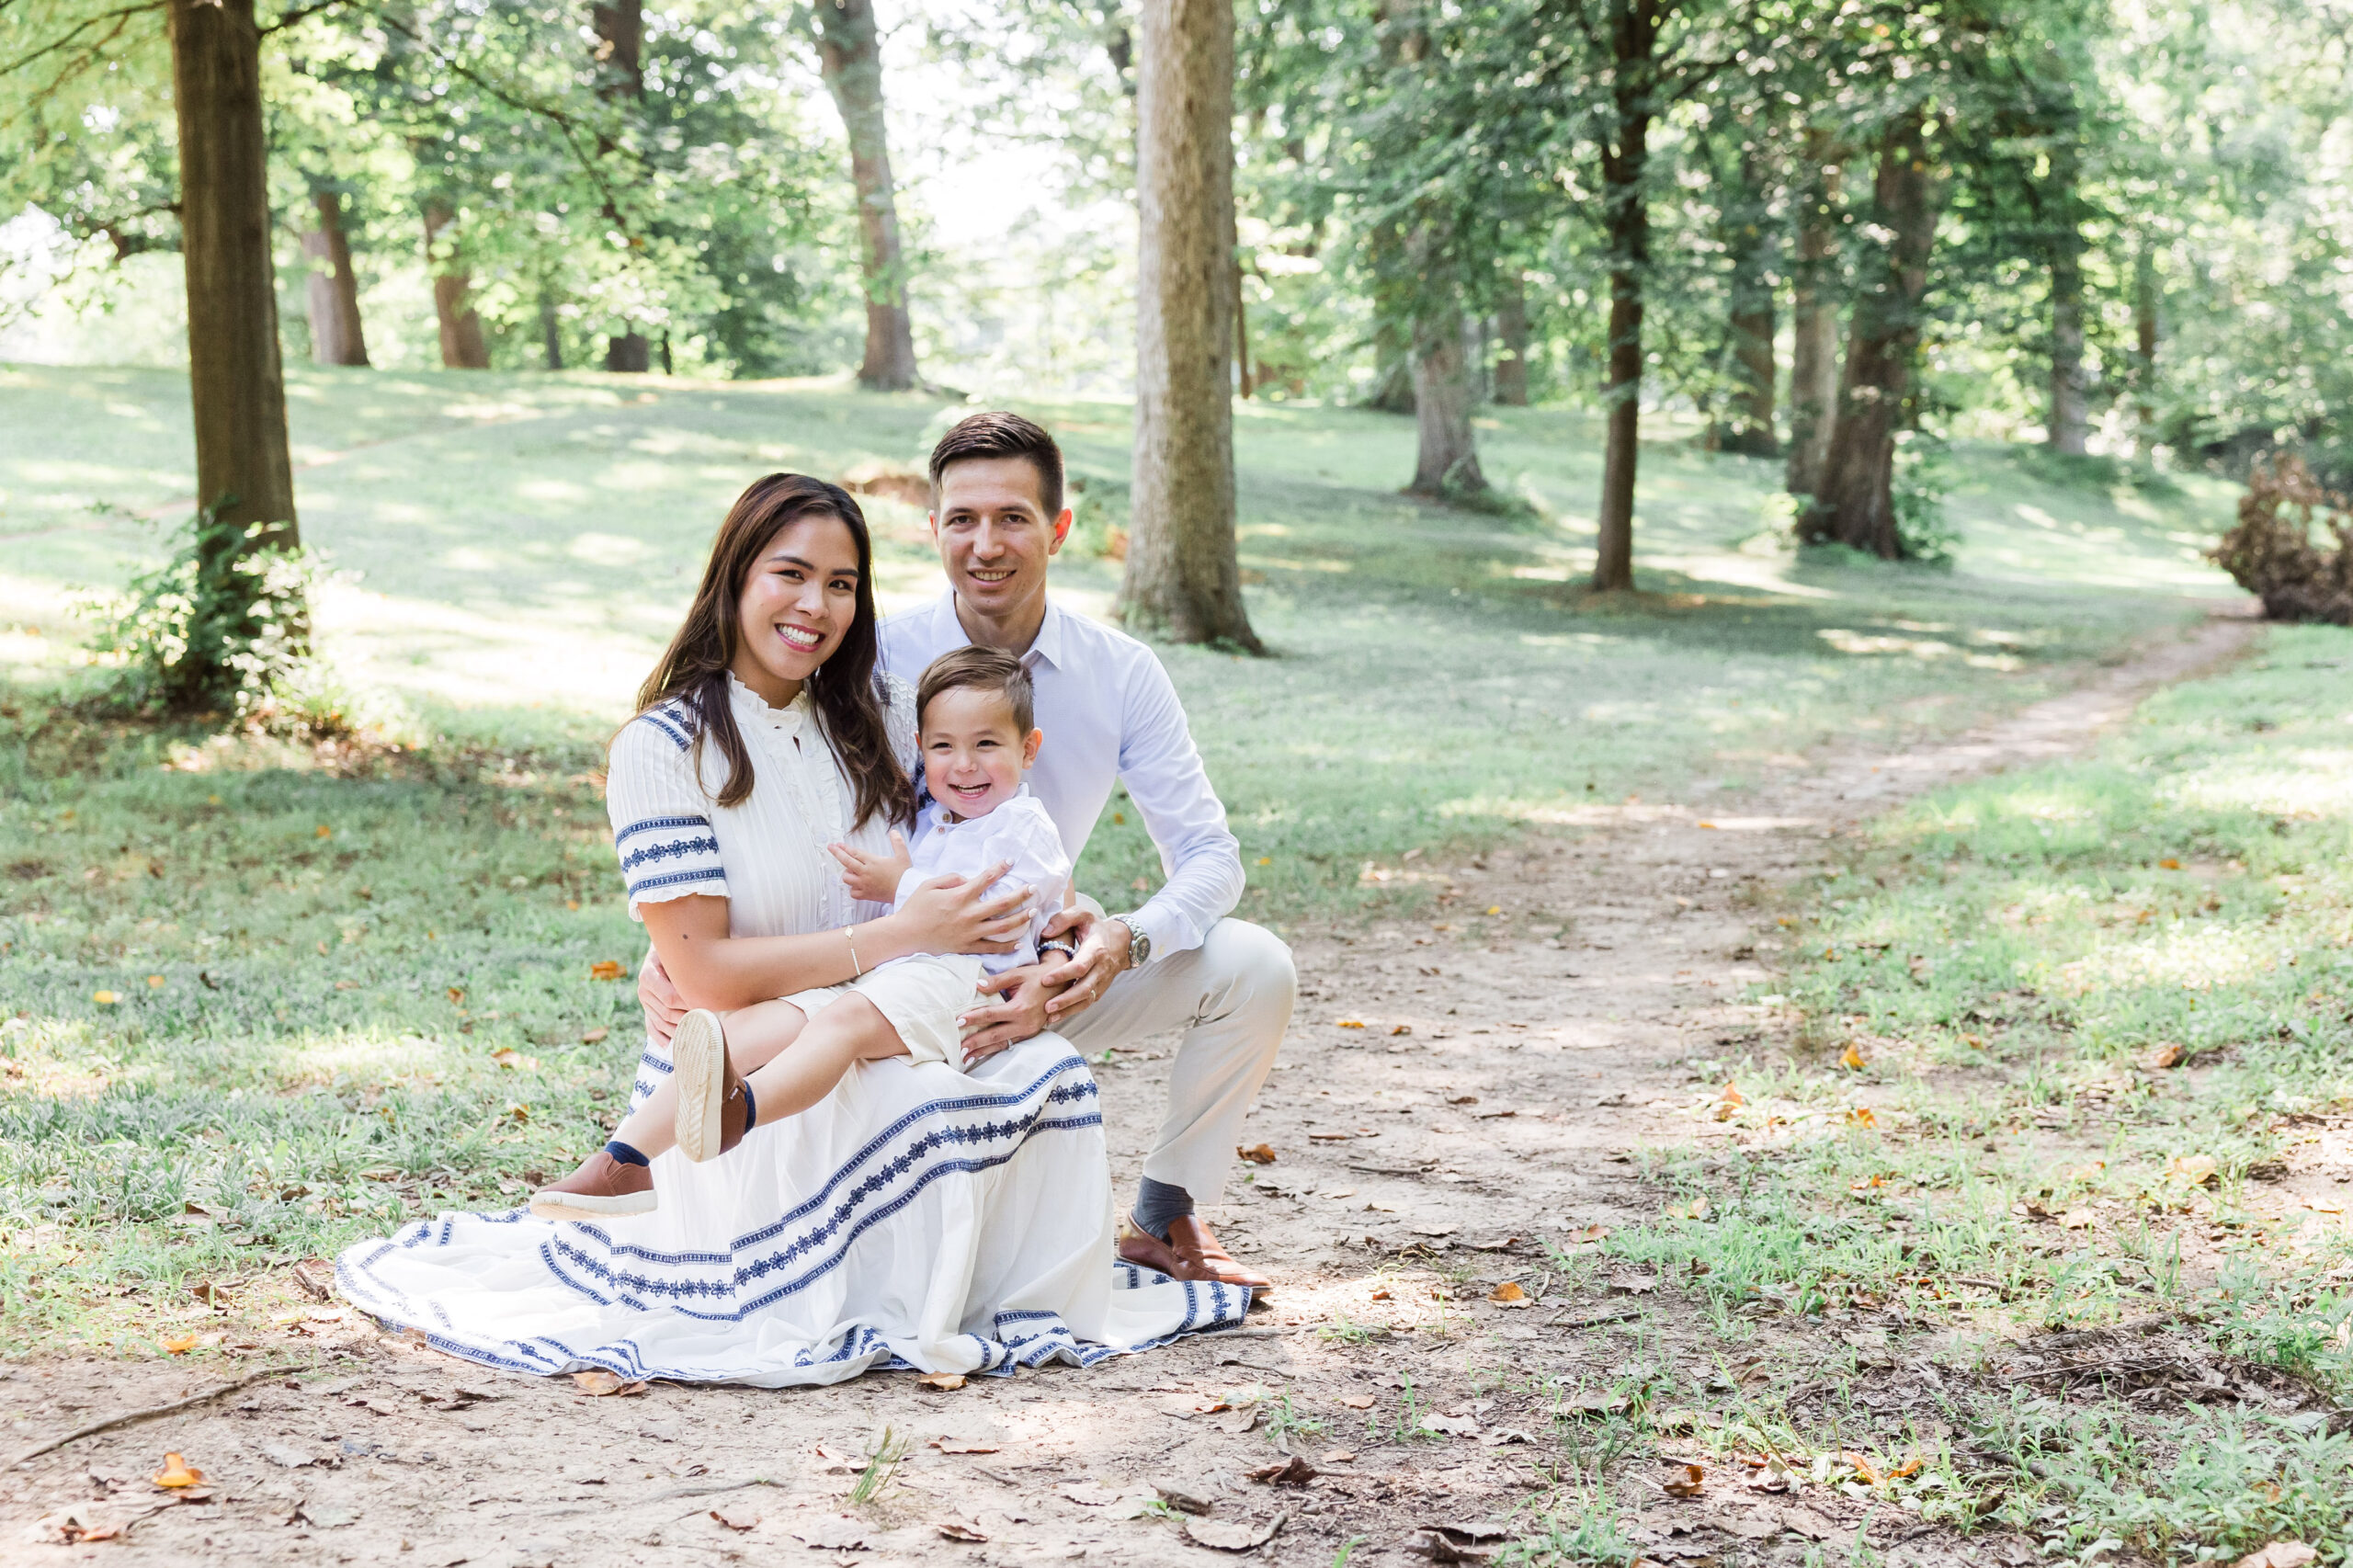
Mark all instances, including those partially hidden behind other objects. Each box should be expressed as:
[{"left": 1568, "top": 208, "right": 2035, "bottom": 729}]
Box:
[{"left": 827, "top": 831, "right": 914, "bottom": 903}]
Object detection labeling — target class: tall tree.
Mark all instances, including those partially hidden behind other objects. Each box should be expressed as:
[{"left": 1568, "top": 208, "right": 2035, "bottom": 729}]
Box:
[
  {"left": 1492, "top": 269, "right": 1530, "bottom": 404},
  {"left": 592, "top": 0, "right": 651, "bottom": 372},
  {"left": 167, "top": 0, "right": 297, "bottom": 549},
  {"left": 424, "top": 199, "right": 491, "bottom": 369},
  {"left": 1407, "top": 278, "right": 1485, "bottom": 494},
  {"left": 298, "top": 187, "right": 369, "bottom": 368},
  {"left": 1588, "top": 0, "right": 1667, "bottom": 592},
  {"left": 1785, "top": 134, "right": 1843, "bottom": 497},
  {"left": 2038, "top": 108, "right": 2090, "bottom": 455},
  {"left": 1121, "top": 0, "right": 1262, "bottom": 651},
  {"left": 1713, "top": 145, "right": 1778, "bottom": 456},
  {"left": 812, "top": 0, "right": 920, "bottom": 391},
  {"left": 1805, "top": 104, "right": 1940, "bottom": 557}
]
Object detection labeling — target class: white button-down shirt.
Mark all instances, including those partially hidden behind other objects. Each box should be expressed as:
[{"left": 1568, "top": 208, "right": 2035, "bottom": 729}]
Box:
[{"left": 880, "top": 592, "right": 1244, "bottom": 962}]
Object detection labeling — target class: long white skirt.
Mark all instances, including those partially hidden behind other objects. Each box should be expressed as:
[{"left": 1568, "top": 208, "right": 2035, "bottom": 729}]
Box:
[{"left": 335, "top": 1035, "right": 1245, "bottom": 1387}]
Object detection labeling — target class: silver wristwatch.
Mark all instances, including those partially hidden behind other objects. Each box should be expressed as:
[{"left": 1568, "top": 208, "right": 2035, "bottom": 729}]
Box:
[{"left": 1108, "top": 914, "right": 1152, "bottom": 969}]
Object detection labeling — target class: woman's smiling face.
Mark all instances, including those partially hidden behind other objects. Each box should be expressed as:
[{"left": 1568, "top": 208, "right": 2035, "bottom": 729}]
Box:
[{"left": 730, "top": 512, "right": 861, "bottom": 705}]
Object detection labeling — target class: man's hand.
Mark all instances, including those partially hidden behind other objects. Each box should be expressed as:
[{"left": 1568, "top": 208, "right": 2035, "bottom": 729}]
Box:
[
  {"left": 1041, "top": 908, "right": 1132, "bottom": 1023},
  {"left": 638, "top": 946, "right": 686, "bottom": 1045},
  {"left": 957, "top": 961, "right": 1068, "bottom": 1065}
]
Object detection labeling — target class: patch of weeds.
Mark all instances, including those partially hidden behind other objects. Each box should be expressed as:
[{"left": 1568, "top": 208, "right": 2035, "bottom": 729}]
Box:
[
  {"left": 850, "top": 1426, "right": 909, "bottom": 1505},
  {"left": 1497, "top": 1485, "right": 1640, "bottom": 1567},
  {"left": 1263, "top": 1390, "right": 1328, "bottom": 1447},
  {"left": 1317, "top": 1316, "right": 1384, "bottom": 1346}
]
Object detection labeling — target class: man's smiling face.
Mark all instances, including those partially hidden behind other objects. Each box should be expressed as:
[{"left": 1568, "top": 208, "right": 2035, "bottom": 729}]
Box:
[{"left": 931, "top": 456, "right": 1073, "bottom": 621}]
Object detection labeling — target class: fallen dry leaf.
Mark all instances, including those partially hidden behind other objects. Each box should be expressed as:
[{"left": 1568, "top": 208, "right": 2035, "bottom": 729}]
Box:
[
  {"left": 1335, "top": 1018, "right": 1365, "bottom": 1029},
  {"left": 2159, "top": 858, "right": 2183, "bottom": 870},
  {"left": 1391, "top": 1024, "right": 1413, "bottom": 1037},
  {"left": 580, "top": 1027, "right": 609, "bottom": 1045},
  {"left": 1559, "top": 1223, "right": 1611, "bottom": 1244},
  {"left": 150, "top": 1454, "right": 203, "bottom": 1489},
  {"left": 1337, "top": 1394, "right": 1377, "bottom": 1410},
  {"left": 1153, "top": 1480, "right": 1214, "bottom": 1516},
  {"left": 93, "top": 990, "right": 119, "bottom": 1006},
  {"left": 1661, "top": 1462, "right": 1705, "bottom": 1499},
  {"left": 930, "top": 1436, "right": 999, "bottom": 1454},
  {"left": 2234, "top": 1544, "right": 2319, "bottom": 1568},
  {"left": 1061, "top": 1483, "right": 1127, "bottom": 1506},
  {"left": 589, "top": 960, "right": 627, "bottom": 982},
  {"left": 1320, "top": 1449, "right": 1357, "bottom": 1464},
  {"left": 1419, "top": 1412, "right": 1480, "bottom": 1437},
  {"left": 708, "top": 1508, "right": 757, "bottom": 1532},
  {"left": 1847, "top": 1106, "right": 1878, "bottom": 1128},
  {"left": 1712, "top": 1082, "right": 1744, "bottom": 1120},
  {"left": 1488, "top": 1281, "right": 1529, "bottom": 1305},
  {"left": 1185, "top": 1512, "right": 1289, "bottom": 1551},
  {"left": 2167, "top": 1153, "right": 2220, "bottom": 1187},
  {"left": 569, "top": 1369, "right": 647, "bottom": 1397},
  {"left": 2143, "top": 1040, "right": 2184, "bottom": 1069},
  {"left": 1779, "top": 1505, "right": 1837, "bottom": 1540},
  {"left": 915, "top": 1371, "right": 966, "bottom": 1391},
  {"left": 1610, "top": 1274, "right": 1659, "bottom": 1294},
  {"left": 1250, "top": 1456, "right": 1317, "bottom": 1486},
  {"left": 937, "top": 1519, "right": 989, "bottom": 1542},
  {"left": 1367, "top": 1287, "right": 1392, "bottom": 1301},
  {"left": 1236, "top": 1143, "right": 1277, "bottom": 1165},
  {"left": 161, "top": 1334, "right": 199, "bottom": 1355},
  {"left": 1839, "top": 1042, "right": 1868, "bottom": 1071}
]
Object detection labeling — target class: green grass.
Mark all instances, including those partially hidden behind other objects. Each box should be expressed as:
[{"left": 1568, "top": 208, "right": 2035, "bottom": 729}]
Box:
[
  {"left": 0, "top": 360, "right": 2248, "bottom": 1355},
  {"left": 1596, "top": 623, "right": 2353, "bottom": 1563}
]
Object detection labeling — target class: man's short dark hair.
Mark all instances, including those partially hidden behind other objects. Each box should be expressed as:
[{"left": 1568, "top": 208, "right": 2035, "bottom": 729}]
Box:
[
  {"left": 927, "top": 411, "right": 1065, "bottom": 522},
  {"left": 916, "top": 644, "right": 1036, "bottom": 734}
]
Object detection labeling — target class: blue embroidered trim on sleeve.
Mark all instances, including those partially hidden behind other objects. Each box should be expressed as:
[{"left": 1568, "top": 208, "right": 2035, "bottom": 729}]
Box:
[
  {"left": 626, "top": 866, "right": 727, "bottom": 896},
  {"left": 619, "top": 835, "right": 720, "bottom": 874},
  {"left": 614, "top": 814, "right": 711, "bottom": 847},
  {"left": 638, "top": 709, "right": 692, "bottom": 751}
]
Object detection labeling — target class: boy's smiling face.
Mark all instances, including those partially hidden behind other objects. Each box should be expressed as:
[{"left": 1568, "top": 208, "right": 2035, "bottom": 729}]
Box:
[{"left": 920, "top": 685, "right": 1043, "bottom": 821}]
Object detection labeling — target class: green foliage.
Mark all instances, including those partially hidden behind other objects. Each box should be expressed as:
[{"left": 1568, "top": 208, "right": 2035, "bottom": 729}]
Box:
[
  {"left": 1890, "top": 433, "right": 1960, "bottom": 566},
  {"left": 88, "top": 503, "right": 312, "bottom": 717}
]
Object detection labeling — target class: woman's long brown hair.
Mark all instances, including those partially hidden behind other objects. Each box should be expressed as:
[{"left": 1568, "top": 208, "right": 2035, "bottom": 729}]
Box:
[{"left": 636, "top": 473, "right": 915, "bottom": 829}]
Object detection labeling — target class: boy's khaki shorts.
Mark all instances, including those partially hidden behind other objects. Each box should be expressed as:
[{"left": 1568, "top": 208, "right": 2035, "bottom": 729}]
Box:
[{"left": 781, "top": 953, "right": 989, "bottom": 1068}]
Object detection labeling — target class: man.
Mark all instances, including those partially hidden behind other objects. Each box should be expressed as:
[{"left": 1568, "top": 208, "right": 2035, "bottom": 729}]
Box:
[
  {"left": 639, "top": 412, "right": 1291, "bottom": 1290},
  {"left": 879, "top": 411, "right": 1293, "bottom": 1292}
]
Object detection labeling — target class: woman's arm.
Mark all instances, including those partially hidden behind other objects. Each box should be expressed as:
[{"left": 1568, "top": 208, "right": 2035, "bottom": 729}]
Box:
[{"left": 642, "top": 869, "right": 1037, "bottom": 1012}]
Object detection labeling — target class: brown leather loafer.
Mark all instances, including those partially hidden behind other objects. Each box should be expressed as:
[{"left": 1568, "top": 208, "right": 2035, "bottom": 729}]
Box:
[
  {"left": 672, "top": 1009, "right": 753, "bottom": 1163},
  {"left": 1118, "top": 1214, "right": 1273, "bottom": 1293},
  {"left": 529, "top": 1152, "right": 656, "bottom": 1222}
]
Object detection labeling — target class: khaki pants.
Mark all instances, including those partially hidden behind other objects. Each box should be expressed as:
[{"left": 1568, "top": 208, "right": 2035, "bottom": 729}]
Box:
[{"left": 1053, "top": 913, "right": 1295, "bottom": 1209}]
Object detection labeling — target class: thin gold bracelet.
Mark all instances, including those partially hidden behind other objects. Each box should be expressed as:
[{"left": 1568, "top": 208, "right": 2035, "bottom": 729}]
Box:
[{"left": 846, "top": 923, "right": 863, "bottom": 979}]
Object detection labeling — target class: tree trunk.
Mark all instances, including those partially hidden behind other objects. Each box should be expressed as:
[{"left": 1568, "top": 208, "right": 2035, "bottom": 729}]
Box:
[
  {"left": 300, "top": 188, "right": 369, "bottom": 369},
  {"left": 2044, "top": 135, "right": 2088, "bottom": 456},
  {"left": 1807, "top": 108, "right": 1938, "bottom": 559},
  {"left": 1233, "top": 253, "right": 1253, "bottom": 398},
  {"left": 593, "top": 0, "right": 650, "bottom": 373},
  {"left": 166, "top": 0, "right": 297, "bottom": 549},
  {"left": 540, "top": 289, "right": 563, "bottom": 369},
  {"left": 1785, "top": 136, "right": 1842, "bottom": 497},
  {"left": 1406, "top": 279, "right": 1484, "bottom": 496},
  {"left": 2133, "top": 239, "right": 2158, "bottom": 452},
  {"left": 813, "top": 0, "right": 919, "bottom": 391},
  {"left": 423, "top": 201, "right": 490, "bottom": 370},
  {"left": 1591, "top": 0, "right": 1662, "bottom": 594},
  {"left": 1493, "top": 270, "right": 1529, "bottom": 405},
  {"left": 1120, "top": 0, "right": 1260, "bottom": 652},
  {"left": 1716, "top": 150, "right": 1776, "bottom": 456}
]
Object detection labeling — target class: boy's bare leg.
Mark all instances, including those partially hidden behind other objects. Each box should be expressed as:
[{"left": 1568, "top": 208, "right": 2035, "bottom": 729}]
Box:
[
  {"left": 738, "top": 994, "right": 908, "bottom": 1126},
  {"left": 532, "top": 1001, "right": 807, "bottom": 1217}
]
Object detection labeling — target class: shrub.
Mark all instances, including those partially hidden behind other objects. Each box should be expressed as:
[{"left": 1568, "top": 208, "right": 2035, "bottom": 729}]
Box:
[
  {"left": 89, "top": 503, "right": 312, "bottom": 716},
  {"left": 2211, "top": 455, "right": 2353, "bottom": 623}
]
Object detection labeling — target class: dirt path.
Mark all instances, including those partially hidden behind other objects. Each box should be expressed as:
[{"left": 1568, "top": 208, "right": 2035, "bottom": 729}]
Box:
[{"left": 0, "top": 612, "right": 2256, "bottom": 1567}]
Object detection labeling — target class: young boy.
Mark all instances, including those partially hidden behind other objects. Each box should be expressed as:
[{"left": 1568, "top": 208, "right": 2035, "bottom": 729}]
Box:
[{"left": 657, "top": 645, "right": 1073, "bottom": 1169}]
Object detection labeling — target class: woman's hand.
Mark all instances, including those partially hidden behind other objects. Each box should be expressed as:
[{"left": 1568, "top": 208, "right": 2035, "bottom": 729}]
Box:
[
  {"left": 958, "top": 961, "right": 1066, "bottom": 1065},
  {"left": 826, "top": 831, "right": 913, "bottom": 904},
  {"left": 638, "top": 946, "right": 687, "bottom": 1045},
  {"left": 888, "top": 863, "right": 1030, "bottom": 956}
]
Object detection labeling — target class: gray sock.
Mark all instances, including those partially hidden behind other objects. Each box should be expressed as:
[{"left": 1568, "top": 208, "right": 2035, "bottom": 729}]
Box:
[{"left": 1132, "top": 1177, "right": 1194, "bottom": 1241}]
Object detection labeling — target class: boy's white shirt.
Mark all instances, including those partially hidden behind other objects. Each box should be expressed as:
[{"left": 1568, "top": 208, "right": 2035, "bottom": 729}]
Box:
[{"left": 891, "top": 785, "right": 1072, "bottom": 975}]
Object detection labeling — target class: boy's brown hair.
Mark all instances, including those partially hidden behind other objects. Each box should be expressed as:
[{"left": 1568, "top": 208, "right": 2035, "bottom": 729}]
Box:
[{"left": 916, "top": 645, "right": 1036, "bottom": 734}]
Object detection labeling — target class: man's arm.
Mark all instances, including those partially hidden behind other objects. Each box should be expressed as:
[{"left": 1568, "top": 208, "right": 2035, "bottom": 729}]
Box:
[{"left": 1110, "top": 654, "right": 1244, "bottom": 957}]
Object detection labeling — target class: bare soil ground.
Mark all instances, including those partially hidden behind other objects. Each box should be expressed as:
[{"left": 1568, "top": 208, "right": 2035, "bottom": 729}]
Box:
[{"left": 0, "top": 612, "right": 2256, "bottom": 1568}]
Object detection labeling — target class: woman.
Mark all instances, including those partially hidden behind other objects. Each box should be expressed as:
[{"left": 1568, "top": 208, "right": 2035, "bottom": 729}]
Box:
[{"left": 336, "top": 474, "right": 1244, "bottom": 1385}]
